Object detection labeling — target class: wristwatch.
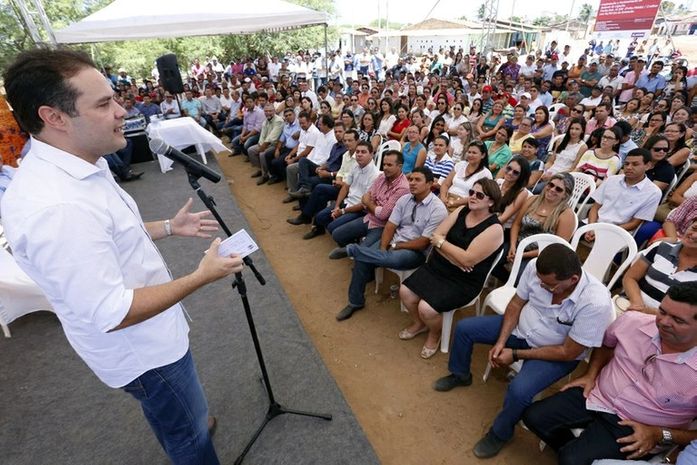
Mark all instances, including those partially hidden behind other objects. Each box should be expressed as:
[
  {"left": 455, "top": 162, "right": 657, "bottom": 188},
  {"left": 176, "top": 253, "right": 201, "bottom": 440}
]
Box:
[
  {"left": 390, "top": 243, "right": 397, "bottom": 250},
  {"left": 436, "top": 238, "right": 445, "bottom": 249},
  {"left": 660, "top": 428, "right": 674, "bottom": 446}
]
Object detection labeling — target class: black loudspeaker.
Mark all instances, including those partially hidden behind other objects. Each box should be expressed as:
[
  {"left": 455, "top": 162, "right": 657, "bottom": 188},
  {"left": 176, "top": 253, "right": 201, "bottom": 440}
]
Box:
[{"left": 156, "top": 54, "right": 184, "bottom": 94}]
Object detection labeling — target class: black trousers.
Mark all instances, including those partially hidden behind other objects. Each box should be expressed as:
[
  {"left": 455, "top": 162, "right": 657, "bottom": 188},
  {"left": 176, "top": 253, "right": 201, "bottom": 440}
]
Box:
[{"left": 522, "top": 387, "right": 635, "bottom": 465}]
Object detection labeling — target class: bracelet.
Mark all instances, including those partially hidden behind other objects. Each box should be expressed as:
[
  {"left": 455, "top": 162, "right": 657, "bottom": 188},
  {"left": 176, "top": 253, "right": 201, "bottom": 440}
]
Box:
[
  {"left": 512, "top": 348, "right": 519, "bottom": 362},
  {"left": 164, "top": 219, "right": 172, "bottom": 236},
  {"left": 436, "top": 238, "right": 445, "bottom": 249},
  {"left": 341, "top": 208, "right": 346, "bottom": 215}
]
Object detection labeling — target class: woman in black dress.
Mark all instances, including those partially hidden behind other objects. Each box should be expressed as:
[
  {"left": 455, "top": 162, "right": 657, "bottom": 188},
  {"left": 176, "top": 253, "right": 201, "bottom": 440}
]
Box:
[{"left": 400, "top": 178, "right": 504, "bottom": 359}]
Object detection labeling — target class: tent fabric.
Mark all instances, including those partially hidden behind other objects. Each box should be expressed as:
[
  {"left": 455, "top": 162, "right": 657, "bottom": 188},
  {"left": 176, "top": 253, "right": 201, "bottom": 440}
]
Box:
[{"left": 55, "top": 0, "right": 328, "bottom": 44}]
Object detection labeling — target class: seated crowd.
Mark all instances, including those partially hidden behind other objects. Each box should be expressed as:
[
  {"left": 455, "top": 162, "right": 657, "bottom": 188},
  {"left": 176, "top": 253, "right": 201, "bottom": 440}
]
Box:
[{"left": 82, "top": 44, "right": 697, "bottom": 464}]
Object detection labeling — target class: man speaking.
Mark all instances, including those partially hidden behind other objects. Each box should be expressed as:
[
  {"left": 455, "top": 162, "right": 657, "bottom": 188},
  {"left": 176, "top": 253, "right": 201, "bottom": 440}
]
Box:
[{"left": 1, "top": 49, "right": 242, "bottom": 464}]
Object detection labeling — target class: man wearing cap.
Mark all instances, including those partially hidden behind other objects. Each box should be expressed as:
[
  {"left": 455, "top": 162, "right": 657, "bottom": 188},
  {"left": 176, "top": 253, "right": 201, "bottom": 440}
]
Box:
[
  {"left": 481, "top": 85, "right": 495, "bottom": 114},
  {"left": 618, "top": 58, "right": 646, "bottom": 104},
  {"left": 635, "top": 61, "right": 667, "bottom": 98},
  {"left": 117, "top": 68, "right": 132, "bottom": 86},
  {"left": 580, "top": 61, "right": 603, "bottom": 97},
  {"left": 542, "top": 54, "right": 560, "bottom": 82}
]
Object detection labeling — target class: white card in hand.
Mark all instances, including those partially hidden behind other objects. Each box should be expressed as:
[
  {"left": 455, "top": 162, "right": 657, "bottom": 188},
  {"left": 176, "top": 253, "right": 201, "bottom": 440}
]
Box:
[{"left": 218, "top": 229, "right": 259, "bottom": 258}]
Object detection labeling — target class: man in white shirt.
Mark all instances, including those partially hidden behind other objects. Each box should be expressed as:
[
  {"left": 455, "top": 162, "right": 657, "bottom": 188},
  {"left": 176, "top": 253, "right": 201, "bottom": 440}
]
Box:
[
  {"left": 519, "top": 55, "right": 537, "bottom": 78},
  {"left": 268, "top": 56, "right": 282, "bottom": 83},
  {"left": 585, "top": 148, "right": 661, "bottom": 241},
  {"left": 299, "top": 79, "right": 318, "bottom": 109},
  {"left": 598, "top": 64, "right": 623, "bottom": 95},
  {"left": 1, "top": 49, "right": 243, "bottom": 464},
  {"left": 159, "top": 92, "right": 181, "bottom": 119},
  {"left": 283, "top": 111, "right": 321, "bottom": 200}
]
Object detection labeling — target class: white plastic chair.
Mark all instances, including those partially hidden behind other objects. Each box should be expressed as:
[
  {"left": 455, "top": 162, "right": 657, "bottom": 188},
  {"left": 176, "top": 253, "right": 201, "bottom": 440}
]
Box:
[
  {"left": 661, "top": 174, "right": 678, "bottom": 204},
  {"left": 374, "top": 140, "right": 402, "bottom": 169},
  {"left": 676, "top": 160, "right": 692, "bottom": 183},
  {"left": 479, "top": 234, "right": 573, "bottom": 382},
  {"left": 374, "top": 267, "right": 418, "bottom": 313},
  {"left": 548, "top": 103, "right": 567, "bottom": 121},
  {"left": 440, "top": 249, "right": 503, "bottom": 353},
  {"left": 567, "top": 172, "right": 596, "bottom": 214},
  {"left": 0, "top": 247, "right": 54, "bottom": 337},
  {"left": 570, "top": 223, "right": 638, "bottom": 289}
]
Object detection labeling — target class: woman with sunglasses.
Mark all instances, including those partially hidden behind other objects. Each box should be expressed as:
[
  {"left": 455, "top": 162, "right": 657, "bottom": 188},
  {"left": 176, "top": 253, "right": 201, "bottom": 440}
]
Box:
[
  {"left": 541, "top": 118, "right": 588, "bottom": 184},
  {"left": 400, "top": 178, "right": 504, "bottom": 359},
  {"left": 507, "top": 173, "right": 576, "bottom": 278},
  {"left": 574, "top": 126, "right": 622, "bottom": 184},
  {"left": 449, "top": 122, "right": 475, "bottom": 163},
  {"left": 401, "top": 125, "right": 428, "bottom": 174},
  {"left": 446, "top": 103, "right": 468, "bottom": 136},
  {"left": 631, "top": 111, "right": 666, "bottom": 147},
  {"left": 644, "top": 135, "right": 676, "bottom": 193},
  {"left": 431, "top": 97, "right": 450, "bottom": 124},
  {"left": 440, "top": 141, "right": 492, "bottom": 212},
  {"left": 477, "top": 101, "right": 506, "bottom": 141},
  {"left": 663, "top": 122, "right": 691, "bottom": 168},
  {"left": 468, "top": 98, "right": 484, "bottom": 124},
  {"left": 486, "top": 126, "right": 514, "bottom": 177},
  {"left": 496, "top": 156, "right": 532, "bottom": 234},
  {"left": 425, "top": 115, "right": 447, "bottom": 153}
]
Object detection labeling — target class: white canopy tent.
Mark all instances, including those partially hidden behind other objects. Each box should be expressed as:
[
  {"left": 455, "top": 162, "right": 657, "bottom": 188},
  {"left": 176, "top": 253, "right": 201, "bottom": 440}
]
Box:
[{"left": 54, "top": 0, "right": 329, "bottom": 44}]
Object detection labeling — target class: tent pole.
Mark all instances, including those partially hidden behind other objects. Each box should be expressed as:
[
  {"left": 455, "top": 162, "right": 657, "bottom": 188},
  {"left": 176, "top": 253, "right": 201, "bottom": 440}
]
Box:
[{"left": 324, "top": 24, "right": 328, "bottom": 84}]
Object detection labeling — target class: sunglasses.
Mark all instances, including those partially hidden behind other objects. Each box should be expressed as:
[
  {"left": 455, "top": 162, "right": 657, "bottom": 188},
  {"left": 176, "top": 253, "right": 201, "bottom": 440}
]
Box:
[
  {"left": 468, "top": 189, "right": 488, "bottom": 200},
  {"left": 505, "top": 166, "right": 521, "bottom": 176},
  {"left": 547, "top": 182, "right": 565, "bottom": 193},
  {"left": 652, "top": 146, "right": 670, "bottom": 152},
  {"left": 571, "top": 108, "right": 583, "bottom": 113}
]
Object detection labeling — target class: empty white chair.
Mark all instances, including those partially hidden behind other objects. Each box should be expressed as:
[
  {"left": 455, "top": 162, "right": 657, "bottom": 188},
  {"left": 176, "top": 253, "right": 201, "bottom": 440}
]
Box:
[
  {"left": 570, "top": 223, "right": 638, "bottom": 289},
  {"left": 0, "top": 247, "right": 54, "bottom": 337},
  {"left": 567, "top": 172, "right": 596, "bottom": 214},
  {"left": 440, "top": 249, "right": 503, "bottom": 353},
  {"left": 374, "top": 139, "right": 402, "bottom": 169},
  {"left": 661, "top": 174, "right": 679, "bottom": 204}
]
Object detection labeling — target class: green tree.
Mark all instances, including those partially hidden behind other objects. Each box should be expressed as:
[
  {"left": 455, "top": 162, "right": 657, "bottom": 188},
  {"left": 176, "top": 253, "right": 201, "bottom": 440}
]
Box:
[
  {"left": 477, "top": 3, "right": 486, "bottom": 21},
  {"left": 578, "top": 3, "right": 594, "bottom": 22},
  {"left": 660, "top": 1, "right": 676, "bottom": 14}
]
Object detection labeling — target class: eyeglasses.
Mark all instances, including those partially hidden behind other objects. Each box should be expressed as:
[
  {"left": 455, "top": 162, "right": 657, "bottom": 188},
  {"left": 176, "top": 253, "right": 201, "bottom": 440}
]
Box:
[
  {"left": 652, "top": 146, "right": 670, "bottom": 152},
  {"left": 505, "top": 166, "right": 521, "bottom": 176},
  {"left": 468, "top": 189, "right": 488, "bottom": 200},
  {"left": 601, "top": 135, "right": 616, "bottom": 140},
  {"left": 547, "top": 182, "right": 565, "bottom": 193}
]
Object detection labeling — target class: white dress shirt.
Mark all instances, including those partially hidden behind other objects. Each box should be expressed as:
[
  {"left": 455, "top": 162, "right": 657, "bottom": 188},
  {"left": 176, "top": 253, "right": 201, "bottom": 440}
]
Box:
[
  {"left": 592, "top": 174, "right": 662, "bottom": 225},
  {"left": 1, "top": 137, "right": 189, "bottom": 388}
]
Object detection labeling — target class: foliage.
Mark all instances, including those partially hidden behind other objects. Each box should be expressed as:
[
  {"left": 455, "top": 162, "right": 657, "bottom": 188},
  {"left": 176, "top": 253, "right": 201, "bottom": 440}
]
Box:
[
  {"left": 578, "top": 3, "right": 594, "bottom": 22},
  {"left": 1, "top": 0, "right": 337, "bottom": 80},
  {"left": 477, "top": 3, "right": 486, "bottom": 21}
]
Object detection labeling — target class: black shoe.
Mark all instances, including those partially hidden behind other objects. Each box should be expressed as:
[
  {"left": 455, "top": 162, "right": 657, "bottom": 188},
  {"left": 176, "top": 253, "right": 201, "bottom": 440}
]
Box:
[
  {"left": 287, "top": 214, "right": 311, "bottom": 225},
  {"left": 228, "top": 151, "right": 240, "bottom": 157},
  {"left": 473, "top": 430, "right": 508, "bottom": 458},
  {"left": 267, "top": 177, "right": 282, "bottom": 185},
  {"left": 433, "top": 373, "right": 472, "bottom": 392},
  {"left": 303, "top": 228, "right": 325, "bottom": 240},
  {"left": 121, "top": 170, "right": 144, "bottom": 182},
  {"left": 328, "top": 247, "right": 348, "bottom": 260},
  {"left": 282, "top": 195, "right": 295, "bottom": 204},
  {"left": 256, "top": 175, "right": 269, "bottom": 185},
  {"left": 250, "top": 170, "right": 262, "bottom": 178},
  {"left": 336, "top": 305, "right": 364, "bottom": 321},
  {"left": 289, "top": 187, "right": 311, "bottom": 199}
]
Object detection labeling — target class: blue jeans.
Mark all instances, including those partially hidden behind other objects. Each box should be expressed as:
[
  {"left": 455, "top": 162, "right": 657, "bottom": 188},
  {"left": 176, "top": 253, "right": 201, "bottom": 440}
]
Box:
[
  {"left": 329, "top": 215, "right": 372, "bottom": 246},
  {"left": 231, "top": 133, "right": 259, "bottom": 156},
  {"left": 448, "top": 315, "right": 579, "bottom": 442},
  {"left": 122, "top": 350, "right": 219, "bottom": 465},
  {"left": 346, "top": 241, "right": 426, "bottom": 307},
  {"left": 634, "top": 220, "right": 662, "bottom": 247}
]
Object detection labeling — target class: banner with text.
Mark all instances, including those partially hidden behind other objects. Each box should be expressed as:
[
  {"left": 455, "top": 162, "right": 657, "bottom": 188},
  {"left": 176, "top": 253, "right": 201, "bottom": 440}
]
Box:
[{"left": 593, "top": 0, "right": 661, "bottom": 40}]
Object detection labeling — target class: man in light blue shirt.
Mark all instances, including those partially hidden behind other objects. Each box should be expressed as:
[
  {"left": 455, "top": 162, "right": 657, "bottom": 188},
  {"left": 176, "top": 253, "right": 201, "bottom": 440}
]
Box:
[{"left": 635, "top": 61, "right": 667, "bottom": 97}]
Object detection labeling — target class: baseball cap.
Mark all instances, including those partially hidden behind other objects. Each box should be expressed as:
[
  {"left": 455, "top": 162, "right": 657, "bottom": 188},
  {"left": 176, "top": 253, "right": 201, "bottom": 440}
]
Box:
[
  {"left": 482, "top": 85, "right": 493, "bottom": 92},
  {"left": 519, "top": 92, "right": 531, "bottom": 99},
  {"left": 551, "top": 53, "right": 559, "bottom": 60}
]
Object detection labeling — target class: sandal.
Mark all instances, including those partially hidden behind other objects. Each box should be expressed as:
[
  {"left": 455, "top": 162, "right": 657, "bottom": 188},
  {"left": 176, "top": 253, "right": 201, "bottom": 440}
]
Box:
[
  {"left": 420, "top": 337, "right": 441, "bottom": 359},
  {"left": 399, "top": 326, "right": 428, "bottom": 340}
]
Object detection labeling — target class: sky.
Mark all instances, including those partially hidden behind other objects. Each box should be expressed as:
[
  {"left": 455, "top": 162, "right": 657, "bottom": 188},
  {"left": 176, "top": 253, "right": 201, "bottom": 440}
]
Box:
[{"left": 334, "top": 0, "right": 601, "bottom": 26}]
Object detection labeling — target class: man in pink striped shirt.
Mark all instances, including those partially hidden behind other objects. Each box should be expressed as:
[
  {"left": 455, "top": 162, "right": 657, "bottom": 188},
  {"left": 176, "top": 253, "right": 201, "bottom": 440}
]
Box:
[{"left": 523, "top": 281, "right": 697, "bottom": 465}]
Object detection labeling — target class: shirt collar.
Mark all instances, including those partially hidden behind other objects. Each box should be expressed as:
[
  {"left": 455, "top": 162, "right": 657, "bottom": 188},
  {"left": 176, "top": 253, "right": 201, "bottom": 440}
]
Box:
[
  {"left": 565, "top": 269, "right": 590, "bottom": 304},
  {"left": 29, "top": 136, "right": 106, "bottom": 181},
  {"left": 639, "top": 320, "right": 697, "bottom": 369},
  {"left": 620, "top": 174, "right": 652, "bottom": 190}
]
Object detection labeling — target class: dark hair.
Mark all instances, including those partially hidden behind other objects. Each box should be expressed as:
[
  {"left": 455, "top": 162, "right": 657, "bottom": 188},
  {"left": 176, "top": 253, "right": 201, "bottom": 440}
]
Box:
[
  {"left": 319, "top": 113, "right": 335, "bottom": 129},
  {"left": 644, "top": 111, "right": 667, "bottom": 130},
  {"left": 468, "top": 141, "right": 489, "bottom": 172},
  {"left": 644, "top": 134, "right": 669, "bottom": 151},
  {"left": 667, "top": 281, "right": 697, "bottom": 311},
  {"left": 534, "top": 105, "right": 550, "bottom": 126},
  {"left": 625, "top": 147, "right": 652, "bottom": 164},
  {"left": 298, "top": 110, "right": 311, "bottom": 121},
  {"left": 382, "top": 149, "right": 403, "bottom": 165},
  {"left": 356, "top": 140, "right": 373, "bottom": 153},
  {"left": 500, "top": 156, "right": 531, "bottom": 209},
  {"left": 473, "top": 178, "right": 502, "bottom": 213},
  {"left": 426, "top": 115, "right": 447, "bottom": 147},
  {"left": 378, "top": 97, "right": 394, "bottom": 120},
  {"left": 344, "top": 129, "right": 359, "bottom": 141},
  {"left": 665, "top": 122, "right": 688, "bottom": 154},
  {"left": 614, "top": 120, "right": 633, "bottom": 139},
  {"left": 556, "top": 117, "right": 587, "bottom": 154},
  {"left": 411, "top": 166, "right": 435, "bottom": 183},
  {"left": 536, "top": 243, "right": 582, "bottom": 280},
  {"left": 4, "top": 49, "right": 96, "bottom": 134},
  {"left": 434, "top": 134, "right": 450, "bottom": 147},
  {"left": 498, "top": 125, "right": 513, "bottom": 143},
  {"left": 522, "top": 137, "right": 540, "bottom": 148}
]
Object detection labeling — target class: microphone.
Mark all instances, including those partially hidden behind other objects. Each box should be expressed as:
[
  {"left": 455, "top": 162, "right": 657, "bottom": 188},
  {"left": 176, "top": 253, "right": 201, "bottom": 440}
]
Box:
[{"left": 148, "top": 137, "right": 221, "bottom": 183}]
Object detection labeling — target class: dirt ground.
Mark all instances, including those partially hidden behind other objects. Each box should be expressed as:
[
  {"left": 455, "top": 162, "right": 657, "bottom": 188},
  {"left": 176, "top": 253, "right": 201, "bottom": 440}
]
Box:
[{"left": 215, "top": 153, "right": 576, "bottom": 465}]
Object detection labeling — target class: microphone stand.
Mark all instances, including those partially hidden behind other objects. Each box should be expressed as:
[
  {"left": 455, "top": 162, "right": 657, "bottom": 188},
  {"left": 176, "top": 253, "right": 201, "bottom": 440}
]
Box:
[{"left": 185, "top": 170, "right": 332, "bottom": 465}]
